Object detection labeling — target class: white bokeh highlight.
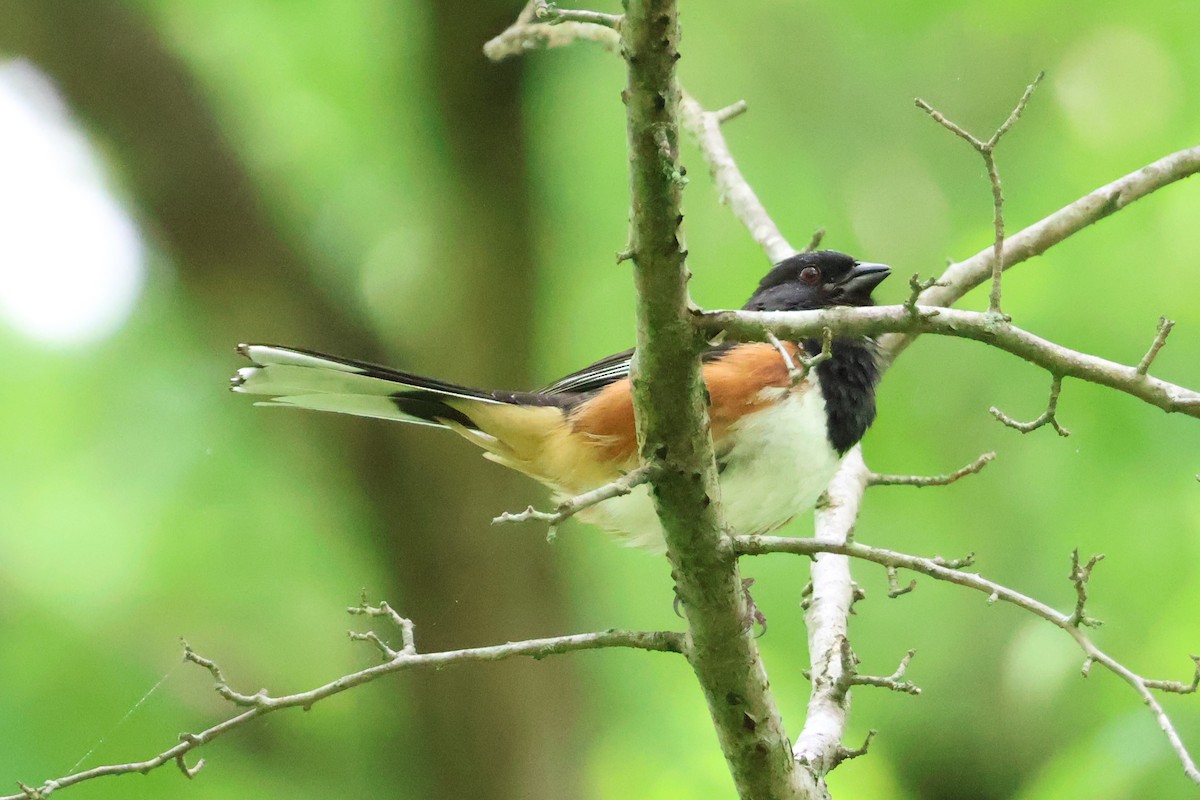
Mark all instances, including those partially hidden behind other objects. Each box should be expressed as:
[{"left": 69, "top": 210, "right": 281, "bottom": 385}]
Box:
[{"left": 0, "top": 60, "right": 145, "bottom": 346}]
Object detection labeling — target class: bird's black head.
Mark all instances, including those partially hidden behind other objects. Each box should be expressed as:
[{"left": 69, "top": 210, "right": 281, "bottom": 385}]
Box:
[{"left": 742, "top": 250, "right": 891, "bottom": 312}]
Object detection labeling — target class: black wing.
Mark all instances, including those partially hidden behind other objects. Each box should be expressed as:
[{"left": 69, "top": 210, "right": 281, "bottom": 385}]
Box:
[
  {"left": 537, "top": 342, "right": 739, "bottom": 397},
  {"left": 538, "top": 347, "right": 636, "bottom": 396}
]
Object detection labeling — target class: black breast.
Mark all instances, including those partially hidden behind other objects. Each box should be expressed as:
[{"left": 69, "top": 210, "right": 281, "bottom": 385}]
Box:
[{"left": 806, "top": 337, "right": 880, "bottom": 455}]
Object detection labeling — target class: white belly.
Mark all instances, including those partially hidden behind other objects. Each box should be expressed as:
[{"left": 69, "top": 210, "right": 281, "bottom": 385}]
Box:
[{"left": 574, "top": 382, "right": 841, "bottom": 552}]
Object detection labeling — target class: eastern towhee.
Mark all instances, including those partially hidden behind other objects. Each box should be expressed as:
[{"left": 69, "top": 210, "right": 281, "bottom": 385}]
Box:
[{"left": 232, "top": 250, "right": 890, "bottom": 551}]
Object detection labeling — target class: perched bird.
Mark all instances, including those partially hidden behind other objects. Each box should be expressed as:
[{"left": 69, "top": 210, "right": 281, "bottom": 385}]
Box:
[{"left": 232, "top": 250, "right": 889, "bottom": 551}]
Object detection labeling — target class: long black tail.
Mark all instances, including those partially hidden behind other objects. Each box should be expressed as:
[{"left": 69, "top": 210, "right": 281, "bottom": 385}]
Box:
[{"left": 231, "top": 344, "right": 503, "bottom": 429}]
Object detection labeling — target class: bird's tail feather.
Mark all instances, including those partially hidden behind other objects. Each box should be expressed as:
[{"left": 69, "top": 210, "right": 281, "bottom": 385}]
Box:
[{"left": 231, "top": 344, "right": 501, "bottom": 429}]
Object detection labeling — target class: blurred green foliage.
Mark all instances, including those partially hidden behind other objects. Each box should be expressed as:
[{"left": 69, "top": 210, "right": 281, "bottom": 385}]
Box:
[{"left": 1, "top": 1, "right": 1198, "bottom": 798}]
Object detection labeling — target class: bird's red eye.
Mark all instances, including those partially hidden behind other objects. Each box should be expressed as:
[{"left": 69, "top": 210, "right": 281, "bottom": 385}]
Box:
[{"left": 800, "top": 266, "right": 821, "bottom": 285}]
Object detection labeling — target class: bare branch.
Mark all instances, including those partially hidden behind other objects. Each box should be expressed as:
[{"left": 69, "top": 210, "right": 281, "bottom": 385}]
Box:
[
  {"left": 345, "top": 598, "right": 414, "bottom": 662},
  {"left": 1137, "top": 316, "right": 1176, "bottom": 375},
  {"left": 735, "top": 536, "right": 1200, "bottom": 783},
  {"left": 990, "top": 72, "right": 1046, "bottom": 147},
  {"left": 483, "top": 5, "right": 619, "bottom": 62},
  {"left": 672, "top": 50, "right": 1200, "bottom": 794},
  {"left": 533, "top": 0, "right": 622, "bottom": 28},
  {"left": 174, "top": 754, "right": 204, "bottom": 780},
  {"left": 882, "top": 143, "right": 1200, "bottom": 361},
  {"left": 990, "top": 374, "right": 1070, "bottom": 436},
  {"left": 886, "top": 566, "right": 917, "bottom": 598},
  {"left": 1144, "top": 655, "right": 1200, "bottom": 695},
  {"left": 696, "top": 305, "right": 1200, "bottom": 420},
  {"left": 851, "top": 650, "right": 921, "bottom": 696},
  {"left": 679, "top": 91, "right": 797, "bottom": 264},
  {"left": 492, "top": 464, "right": 656, "bottom": 540},
  {"left": 5, "top": 615, "right": 684, "bottom": 800},
  {"left": 714, "top": 99, "right": 747, "bottom": 123},
  {"left": 903, "top": 273, "right": 944, "bottom": 320},
  {"left": 793, "top": 448, "right": 870, "bottom": 775},
  {"left": 828, "top": 729, "right": 876, "bottom": 770},
  {"left": 916, "top": 73, "right": 1044, "bottom": 319},
  {"left": 868, "top": 451, "right": 995, "bottom": 488}
]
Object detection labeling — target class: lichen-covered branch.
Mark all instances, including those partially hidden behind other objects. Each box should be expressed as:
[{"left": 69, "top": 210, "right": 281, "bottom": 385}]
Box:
[
  {"left": 621, "top": 2, "right": 813, "bottom": 796},
  {"left": 3, "top": 606, "right": 684, "bottom": 800}
]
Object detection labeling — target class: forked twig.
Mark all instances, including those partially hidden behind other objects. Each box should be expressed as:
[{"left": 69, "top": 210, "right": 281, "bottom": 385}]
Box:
[
  {"left": 916, "top": 72, "right": 1045, "bottom": 320},
  {"left": 990, "top": 374, "right": 1070, "bottom": 436}
]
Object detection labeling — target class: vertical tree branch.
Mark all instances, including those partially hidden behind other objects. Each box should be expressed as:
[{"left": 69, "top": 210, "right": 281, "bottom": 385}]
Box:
[
  {"left": 622, "top": 2, "right": 813, "bottom": 796},
  {"left": 794, "top": 448, "right": 870, "bottom": 776}
]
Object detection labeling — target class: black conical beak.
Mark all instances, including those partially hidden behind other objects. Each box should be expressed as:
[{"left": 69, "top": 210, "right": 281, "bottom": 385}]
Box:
[{"left": 840, "top": 262, "right": 891, "bottom": 296}]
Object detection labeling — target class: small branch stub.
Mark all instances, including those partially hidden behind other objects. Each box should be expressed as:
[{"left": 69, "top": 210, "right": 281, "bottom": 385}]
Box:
[
  {"left": 714, "top": 99, "right": 748, "bottom": 123},
  {"left": 804, "top": 228, "right": 826, "bottom": 253},
  {"left": 533, "top": 1, "right": 622, "bottom": 29},
  {"left": 886, "top": 566, "right": 917, "bottom": 598},
  {"left": 766, "top": 327, "right": 832, "bottom": 386},
  {"left": 869, "top": 451, "right": 995, "bottom": 488},
  {"left": 851, "top": 649, "right": 921, "bottom": 696},
  {"left": 829, "top": 729, "right": 877, "bottom": 770},
  {"left": 492, "top": 464, "right": 656, "bottom": 540},
  {"left": 1068, "top": 549, "right": 1105, "bottom": 628},
  {"left": 1137, "top": 316, "right": 1176, "bottom": 375}
]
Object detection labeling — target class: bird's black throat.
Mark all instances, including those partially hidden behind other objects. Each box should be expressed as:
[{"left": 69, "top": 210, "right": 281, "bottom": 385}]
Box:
[{"left": 804, "top": 336, "right": 880, "bottom": 455}]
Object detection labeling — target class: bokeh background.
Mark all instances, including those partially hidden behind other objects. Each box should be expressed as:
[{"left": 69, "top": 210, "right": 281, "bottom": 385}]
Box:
[{"left": 1, "top": 1, "right": 1198, "bottom": 798}]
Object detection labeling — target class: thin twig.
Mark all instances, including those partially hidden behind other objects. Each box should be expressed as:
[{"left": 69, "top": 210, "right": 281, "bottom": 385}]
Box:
[
  {"left": 1144, "top": 656, "right": 1200, "bottom": 694},
  {"left": 904, "top": 274, "right": 943, "bottom": 320},
  {"left": 678, "top": 91, "right": 797, "bottom": 264},
  {"left": 828, "top": 730, "right": 876, "bottom": 770},
  {"left": 915, "top": 72, "right": 1044, "bottom": 320},
  {"left": 990, "top": 374, "right": 1070, "bottom": 436},
  {"left": 851, "top": 650, "right": 921, "bottom": 696},
  {"left": 1137, "top": 316, "right": 1176, "bottom": 375},
  {"left": 881, "top": 143, "right": 1200, "bottom": 364},
  {"left": 734, "top": 535, "right": 1200, "bottom": 783},
  {"left": 533, "top": 0, "right": 622, "bottom": 28},
  {"left": 483, "top": 6, "right": 620, "bottom": 61},
  {"left": 886, "top": 566, "right": 916, "bottom": 598},
  {"left": 4, "top": 616, "right": 684, "bottom": 800},
  {"left": 1067, "top": 549, "right": 1105, "bottom": 628},
  {"left": 868, "top": 451, "right": 995, "bottom": 488},
  {"left": 695, "top": 305, "right": 1200, "bottom": 420},
  {"left": 492, "top": 464, "right": 657, "bottom": 540},
  {"left": 714, "top": 99, "right": 748, "bottom": 123},
  {"left": 348, "top": 598, "right": 417, "bottom": 654},
  {"left": 766, "top": 328, "right": 833, "bottom": 386}
]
